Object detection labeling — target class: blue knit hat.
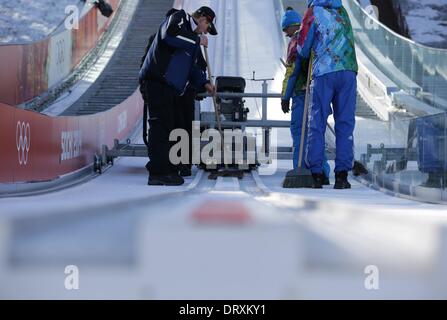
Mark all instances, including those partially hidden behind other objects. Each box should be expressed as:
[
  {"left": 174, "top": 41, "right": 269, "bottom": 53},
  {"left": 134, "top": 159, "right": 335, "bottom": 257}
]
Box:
[{"left": 281, "top": 7, "right": 302, "bottom": 31}]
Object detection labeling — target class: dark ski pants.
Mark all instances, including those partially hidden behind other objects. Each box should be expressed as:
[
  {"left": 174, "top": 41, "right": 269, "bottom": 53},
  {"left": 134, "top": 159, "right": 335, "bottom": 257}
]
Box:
[
  {"left": 144, "top": 80, "right": 177, "bottom": 176},
  {"left": 174, "top": 88, "right": 196, "bottom": 169}
]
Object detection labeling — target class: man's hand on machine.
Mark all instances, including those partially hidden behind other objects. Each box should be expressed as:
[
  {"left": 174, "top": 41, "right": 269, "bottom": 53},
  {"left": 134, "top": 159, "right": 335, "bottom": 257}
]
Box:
[
  {"left": 281, "top": 99, "right": 290, "bottom": 114},
  {"left": 200, "top": 35, "right": 208, "bottom": 47},
  {"left": 205, "top": 82, "right": 216, "bottom": 96}
]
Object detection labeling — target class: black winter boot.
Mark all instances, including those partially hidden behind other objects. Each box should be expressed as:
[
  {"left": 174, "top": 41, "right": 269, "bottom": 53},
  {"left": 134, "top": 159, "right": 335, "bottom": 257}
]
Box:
[
  {"left": 420, "top": 172, "right": 443, "bottom": 188},
  {"left": 148, "top": 174, "right": 184, "bottom": 186},
  {"left": 334, "top": 171, "right": 351, "bottom": 189},
  {"left": 311, "top": 173, "right": 324, "bottom": 189},
  {"left": 179, "top": 165, "right": 192, "bottom": 177}
]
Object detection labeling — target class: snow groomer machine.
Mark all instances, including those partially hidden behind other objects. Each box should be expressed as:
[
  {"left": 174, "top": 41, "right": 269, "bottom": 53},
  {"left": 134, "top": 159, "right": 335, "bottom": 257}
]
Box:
[
  {"left": 194, "top": 75, "right": 293, "bottom": 177},
  {"left": 198, "top": 76, "right": 258, "bottom": 173}
]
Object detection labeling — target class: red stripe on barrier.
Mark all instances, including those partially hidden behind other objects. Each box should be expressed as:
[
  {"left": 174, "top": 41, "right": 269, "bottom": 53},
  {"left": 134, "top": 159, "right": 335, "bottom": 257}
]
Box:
[
  {"left": 79, "top": 113, "right": 101, "bottom": 163},
  {"left": 0, "top": 89, "right": 143, "bottom": 184},
  {"left": 72, "top": 0, "right": 120, "bottom": 70},
  {"left": 72, "top": 10, "right": 100, "bottom": 68},
  {"left": 0, "top": 46, "right": 23, "bottom": 106},
  {"left": 0, "top": 104, "right": 16, "bottom": 182},
  {"left": 21, "top": 41, "right": 49, "bottom": 103}
]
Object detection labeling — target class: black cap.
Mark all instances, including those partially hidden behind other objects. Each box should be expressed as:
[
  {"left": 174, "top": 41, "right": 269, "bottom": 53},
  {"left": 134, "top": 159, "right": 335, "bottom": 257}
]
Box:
[{"left": 194, "top": 6, "right": 217, "bottom": 35}]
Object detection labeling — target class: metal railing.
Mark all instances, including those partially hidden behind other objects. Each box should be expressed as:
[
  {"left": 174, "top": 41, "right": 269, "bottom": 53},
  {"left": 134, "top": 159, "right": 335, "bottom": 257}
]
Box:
[
  {"left": 344, "top": 0, "right": 447, "bottom": 111},
  {"left": 198, "top": 89, "right": 286, "bottom": 128},
  {"left": 358, "top": 112, "right": 447, "bottom": 203}
]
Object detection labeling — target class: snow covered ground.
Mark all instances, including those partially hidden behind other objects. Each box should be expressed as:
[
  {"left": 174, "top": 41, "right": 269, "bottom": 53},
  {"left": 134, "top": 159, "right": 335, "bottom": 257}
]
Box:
[
  {"left": 0, "top": 0, "right": 83, "bottom": 44},
  {"left": 400, "top": 0, "right": 447, "bottom": 48},
  {"left": 1, "top": 0, "right": 447, "bottom": 299},
  {"left": 1, "top": 156, "right": 446, "bottom": 299}
]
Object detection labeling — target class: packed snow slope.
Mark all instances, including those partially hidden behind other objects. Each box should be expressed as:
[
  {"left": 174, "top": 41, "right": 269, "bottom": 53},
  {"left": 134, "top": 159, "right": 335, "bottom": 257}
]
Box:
[{"left": 0, "top": 0, "right": 82, "bottom": 44}]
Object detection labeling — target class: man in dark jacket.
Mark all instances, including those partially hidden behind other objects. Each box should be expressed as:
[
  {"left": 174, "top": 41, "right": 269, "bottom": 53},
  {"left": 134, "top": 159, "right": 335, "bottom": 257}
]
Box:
[{"left": 139, "top": 6, "right": 217, "bottom": 186}]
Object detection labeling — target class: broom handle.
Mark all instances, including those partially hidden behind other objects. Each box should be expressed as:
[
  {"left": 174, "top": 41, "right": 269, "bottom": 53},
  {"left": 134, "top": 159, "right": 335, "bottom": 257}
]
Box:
[
  {"left": 203, "top": 46, "right": 223, "bottom": 136},
  {"left": 297, "top": 58, "right": 313, "bottom": 169},
  {"left": 203, "top": 45, "right": 228, "bottom": 169}
]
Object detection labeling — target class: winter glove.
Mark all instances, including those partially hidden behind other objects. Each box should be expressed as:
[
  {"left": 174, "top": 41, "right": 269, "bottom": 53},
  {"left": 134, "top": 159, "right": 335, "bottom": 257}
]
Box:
[
  {"left": 195, "top": 87, "right": 206, "bottom": 101},
  {"left": 281, "top": 99, "right": 290, "bottom": 114},
  {"left": 195, "top": 94, "right": 205, "bottom": 101}
]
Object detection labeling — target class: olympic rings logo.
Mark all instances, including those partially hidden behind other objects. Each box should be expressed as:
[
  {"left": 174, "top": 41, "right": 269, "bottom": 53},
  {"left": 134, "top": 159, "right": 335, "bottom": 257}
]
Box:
[{"left": 16, "top": 121, "right": 31, "bottom": 165}]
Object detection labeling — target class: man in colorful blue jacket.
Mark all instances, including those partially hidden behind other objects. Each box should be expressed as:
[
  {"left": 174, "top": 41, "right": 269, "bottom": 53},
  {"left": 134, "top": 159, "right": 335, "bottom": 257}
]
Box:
[
  {"left": 282, "top": 0, "right": 358, "bottom": 189},
  {"left": 281, "top": 7, "right": 330, "bottom": 184}
]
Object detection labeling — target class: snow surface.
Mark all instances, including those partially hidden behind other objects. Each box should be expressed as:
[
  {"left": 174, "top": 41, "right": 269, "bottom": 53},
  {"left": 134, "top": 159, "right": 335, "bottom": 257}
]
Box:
[
  {"left": 190, "top": 0, "right": 287, "bottom": 121},
  {"left": 0, "top": 0, "right": 441, "bottom": 217},
  {"left": 0, "top": 0, "right": 83, "bottom": 44},
  {"left": 400, "top": 0, "right": 447, "bottom": 48},
  {"left": 1, "top": 0, "right": 447, "bottom": 300}
]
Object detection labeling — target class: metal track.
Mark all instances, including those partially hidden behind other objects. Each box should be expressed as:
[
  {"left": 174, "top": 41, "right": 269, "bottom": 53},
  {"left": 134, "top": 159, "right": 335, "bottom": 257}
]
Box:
[{"left": 62, "top": 0, "right": 172, "bottom": 116}]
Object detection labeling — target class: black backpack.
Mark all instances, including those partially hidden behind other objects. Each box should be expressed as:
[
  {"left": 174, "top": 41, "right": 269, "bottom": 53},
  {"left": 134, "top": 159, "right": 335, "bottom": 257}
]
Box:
[{"left": 139, "top": 7, "right": 179, "bottom": 69}]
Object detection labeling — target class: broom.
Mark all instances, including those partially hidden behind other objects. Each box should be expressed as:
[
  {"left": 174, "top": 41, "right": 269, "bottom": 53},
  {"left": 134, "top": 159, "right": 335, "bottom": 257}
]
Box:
[
  {"left": 203, "top": 45, "right": 244, "bottom": 180},
  {"left": 282, "top": 59, "right": 315, "bottom": 188}
]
